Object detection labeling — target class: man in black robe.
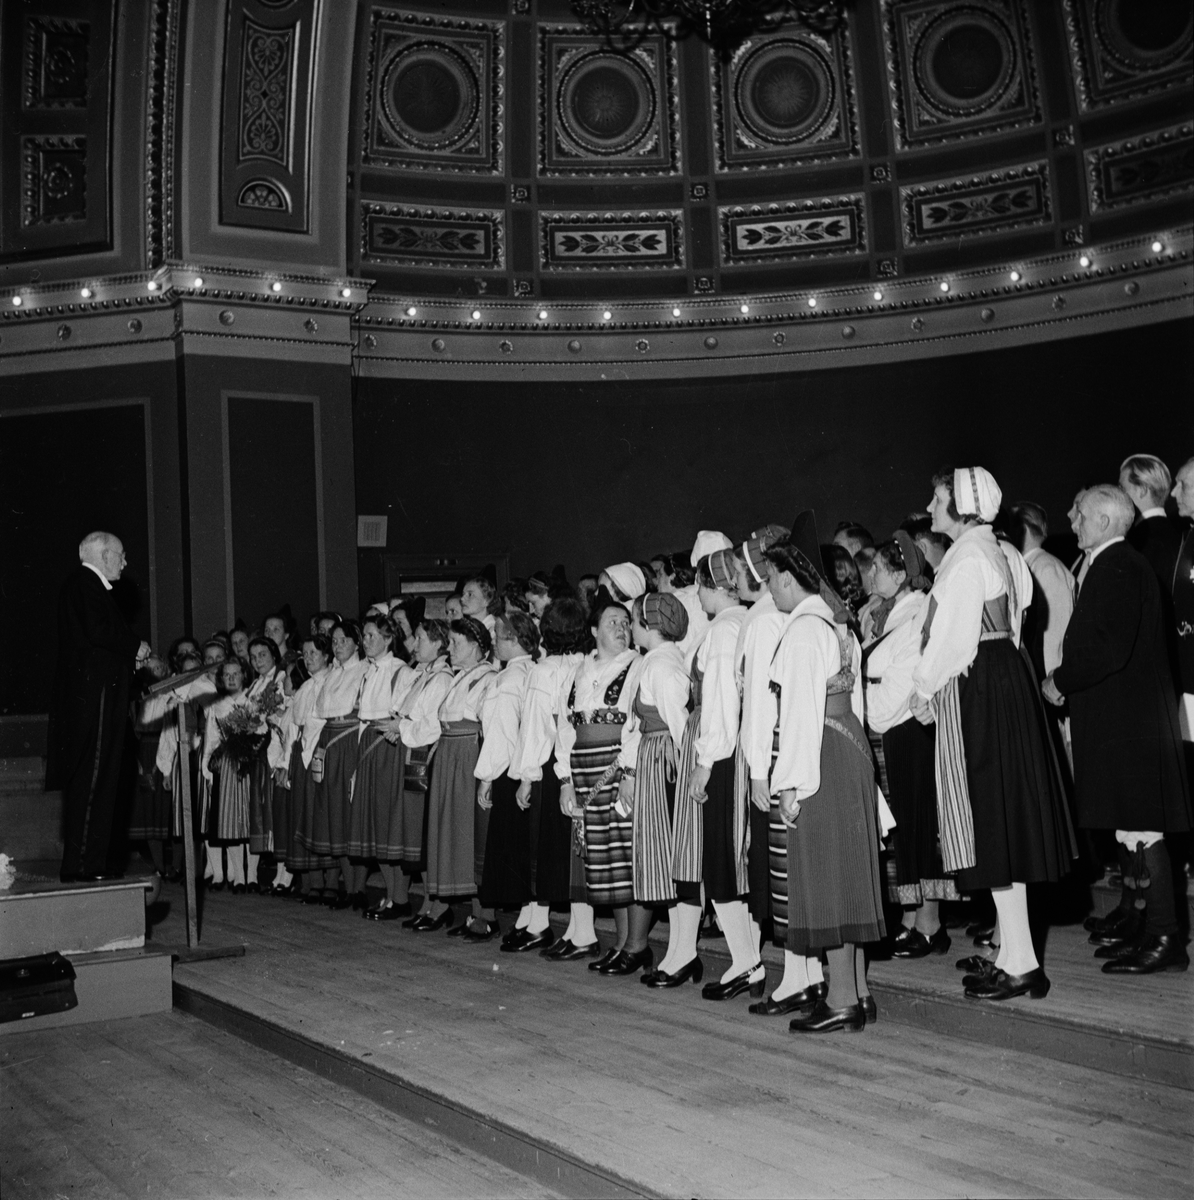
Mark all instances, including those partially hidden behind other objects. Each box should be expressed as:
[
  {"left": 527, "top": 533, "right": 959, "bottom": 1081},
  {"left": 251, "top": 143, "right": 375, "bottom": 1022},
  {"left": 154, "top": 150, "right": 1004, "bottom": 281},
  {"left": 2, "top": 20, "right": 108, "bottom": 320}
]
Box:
[
  {"left": 46, "top": 531, "right": 148, "bottom": 882},
  {"left": 1044, "top": 485, "right": 1191, "bottom": 975}
]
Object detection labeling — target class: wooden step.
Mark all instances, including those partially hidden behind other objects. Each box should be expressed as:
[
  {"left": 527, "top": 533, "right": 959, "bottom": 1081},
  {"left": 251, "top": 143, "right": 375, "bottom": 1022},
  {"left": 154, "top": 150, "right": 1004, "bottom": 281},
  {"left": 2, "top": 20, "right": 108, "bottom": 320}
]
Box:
[
  {"left": 0, "top": 948, "right": 173, "bottom": 1036},
  {"left": 1, "top": 861, "right": 155, "bottom": 958}
]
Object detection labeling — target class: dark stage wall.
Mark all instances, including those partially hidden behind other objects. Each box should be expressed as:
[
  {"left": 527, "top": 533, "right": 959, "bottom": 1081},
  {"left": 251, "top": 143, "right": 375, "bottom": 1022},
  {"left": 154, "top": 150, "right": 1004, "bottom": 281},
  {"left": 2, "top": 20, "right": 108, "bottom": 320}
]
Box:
[{"left": 354, "top": 319, "right": 1194, "bottom": 596}]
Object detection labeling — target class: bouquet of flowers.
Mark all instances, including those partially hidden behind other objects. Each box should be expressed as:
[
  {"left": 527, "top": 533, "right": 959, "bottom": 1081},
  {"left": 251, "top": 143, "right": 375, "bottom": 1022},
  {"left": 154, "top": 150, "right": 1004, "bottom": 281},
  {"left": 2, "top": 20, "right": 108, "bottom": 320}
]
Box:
[{"left": 217, "top": 681, "right": 286, "bottom": 775}]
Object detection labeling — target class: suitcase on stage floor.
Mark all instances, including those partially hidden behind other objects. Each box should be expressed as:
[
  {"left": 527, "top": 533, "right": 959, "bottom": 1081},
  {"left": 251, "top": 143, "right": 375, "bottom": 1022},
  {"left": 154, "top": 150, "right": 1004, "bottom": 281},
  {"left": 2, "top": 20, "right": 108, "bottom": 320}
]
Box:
[{"left": 0, "top": 951, "right": 78, "bottom": 1023}]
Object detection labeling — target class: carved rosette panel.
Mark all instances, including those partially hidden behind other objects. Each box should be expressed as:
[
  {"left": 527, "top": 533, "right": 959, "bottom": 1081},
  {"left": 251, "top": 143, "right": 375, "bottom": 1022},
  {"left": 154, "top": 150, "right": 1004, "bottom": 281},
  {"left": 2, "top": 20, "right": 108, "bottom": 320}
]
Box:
[
  {"left": 219, "top": 0, "right": 318, "bottom": 233},
  {"left": 1, "top": 0, "right": 112, "bottom": 260},
  {"left": 1065, "top": 0, "right": 1192, "bottom": 111},
  {"left": 539, "top": 211, "right": 685, "bottom": 270},
  {"left": 1084, "top": 122, "right": 1194, "bottom": 212},
  {"left": 362, "top": 202, "right": 505, "bottom": 269},
  {"left": 719, "top": 195, "right": 867, "bottom": 264},
  {"left": 364, "top": 10, "right": 504, "bottom": 174},
  {"left": 883, "top": 0, "right": 1040, "bottom": 149},
  {"left": 900, "top": 161, "right": 1052, "bottom": 245},
  {"left": 539, "top": 27, "right": 679, "bottom": 176},
  {"left": 712, "top": 24, "right": 858, "bottom": 170}
]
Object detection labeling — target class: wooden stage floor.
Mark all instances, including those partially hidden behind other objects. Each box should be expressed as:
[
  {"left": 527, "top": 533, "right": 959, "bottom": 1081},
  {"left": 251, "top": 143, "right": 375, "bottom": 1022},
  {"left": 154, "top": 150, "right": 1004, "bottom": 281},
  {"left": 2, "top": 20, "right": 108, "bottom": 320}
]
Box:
[{"left": 141, "top": 884, "right": 1191, "bottom": 1200}]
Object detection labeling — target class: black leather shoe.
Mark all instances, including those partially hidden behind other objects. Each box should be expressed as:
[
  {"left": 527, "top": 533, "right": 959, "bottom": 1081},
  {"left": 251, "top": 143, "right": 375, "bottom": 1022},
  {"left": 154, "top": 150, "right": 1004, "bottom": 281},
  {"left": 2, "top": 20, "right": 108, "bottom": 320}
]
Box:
[
  {"left": 599, "top": 947, "right": 654, "bottom": 976},
  {"left": 1089, "top": 909, "right": 1143, "bottom": 946},
  {"left": 788, "top": 1000, "right": 866, "bottom": 1033},
  {"left": 231, "top": 883, "right": 246, "bottom": 895},
  {"left": 643, "top": 957, "right": 704, "bottom": 988},
  {"left": 350, "top": 891, "right": 369, "bottom": 912},
  {"left": 326, "top": 890, "right": 351, "bottom": 910},
  {"left": 411, "top": 909, "right": 453, "bottom": 933},
  {"left": 301, "top": 889, "right": 324, "bottom": 905},
  {"left": 386, "top": 901, "right": 412, "bottom": 918},
  {"left": 861, "top": 994, "right": 877, "bottom": 1024},
  {"left": 966, "top": 921, "right": 995, "bottom": 939},
  {"left": 956, "top": 954, "right": 992, "bottom": 972},
  {"left": 551, "top": 941, "right": 602, "bottom": 961},
  {"left": 461, "top": 920, "right": 500, "bottom": 943},
  {"left": 973, "top": 930, "right": 998, "bottom": 948},
  {"left": 502, "top": 930, "right": 555, "bottom": 953},
  {"left": 889, "top": 927, "right": 926, "bottom": 955},
  {"left": 749, "top": 983, "right": 827, "bottom": 1016},
  {"left": 446, "top": 920, "right": 471, "bottom": 937},
  {"left": 402, "top": 910, "right": 429, "bottom": 928},
  {"left": 1094, "top": 934, "right": 1144, "bottom": 959},
  {"left": 501, "top": 926, "right": 528, "bottom": 948},
  {"left": 962, "top": 959, "right": 999, "bottom": 987},
  {"left": 964, "top": 966, "right": 1050, "bottom": 1000},
  {"left": 588, "top": 947, "right": 619, "bottom": 972},
  {"left": 701, "top": 965, "right": 766, "bottom": 1002},
  {"left": 1084, "top": 907, "right": 1130, "bottom": 934},
  {"left": 1102, "top": 933, "right": 1189, "bottom": 974},
  {"left": 375, "top": 904, "right": 406, "bottom": 922},
  {"left": 541, "top": 937, "right": 572, "bottom": 959}
]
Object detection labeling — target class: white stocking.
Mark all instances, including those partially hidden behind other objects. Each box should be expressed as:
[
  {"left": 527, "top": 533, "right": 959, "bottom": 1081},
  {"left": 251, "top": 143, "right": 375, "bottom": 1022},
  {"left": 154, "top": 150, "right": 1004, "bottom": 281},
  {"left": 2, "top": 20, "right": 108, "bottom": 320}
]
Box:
[
  {"left": 204, "top": 842, "right": 224, "bottom": 883},
  {"left": 807, "top": 955, "right": 824, "bottom": 985},
  {"left": 245, "top": 850, "right": 260, "bottom": 887},
  {"left": 714, "top": 900, "right": 760, "bottom": 982},
  {"left": 570, "top": 902, "right": 596, "bottom": 948},
  {"left": 991, "top": 883, "right": 1037, "bottom": 975},
  {"left": 225, "top": 846, "right": 246, "bottom": 886},
  {"left": 669, "top": 903, "right": 701, "bottom": 973},
  {"left": 527, "top": 902, "right": 552, "bottom": 935},
  {"left": 273, "top": 862, "right": 292, "bottom": 887},
  {"left": 656, "top": 906, "right": 682, "bottom": 975},
  {"left": 514, "top": 904, "right": 532, "bottom": 931},
  {"left": 771, "top": 950, "right": 811, "bottom": 1002}
]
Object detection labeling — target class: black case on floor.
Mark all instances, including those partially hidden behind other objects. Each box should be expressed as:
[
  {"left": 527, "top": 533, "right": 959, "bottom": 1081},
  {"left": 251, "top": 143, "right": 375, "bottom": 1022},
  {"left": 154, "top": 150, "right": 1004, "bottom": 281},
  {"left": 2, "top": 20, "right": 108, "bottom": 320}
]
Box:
[{"left": 0, "top": 951, "right": 79, "bottom": 1023}]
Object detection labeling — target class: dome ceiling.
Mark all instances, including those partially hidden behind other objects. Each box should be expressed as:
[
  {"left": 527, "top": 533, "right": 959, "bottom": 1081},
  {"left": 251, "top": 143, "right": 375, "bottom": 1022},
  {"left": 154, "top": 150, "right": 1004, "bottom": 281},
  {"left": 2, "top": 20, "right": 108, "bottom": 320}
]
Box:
[{"left": 345, "top": 0, "right": 1193, "bottom": 304}]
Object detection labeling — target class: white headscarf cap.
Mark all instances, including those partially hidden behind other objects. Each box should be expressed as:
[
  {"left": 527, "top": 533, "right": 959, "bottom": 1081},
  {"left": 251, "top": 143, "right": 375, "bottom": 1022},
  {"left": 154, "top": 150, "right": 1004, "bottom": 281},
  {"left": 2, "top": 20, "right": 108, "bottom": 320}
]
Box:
[
  {"left": 953, "top": 466, "right": 1002, "bottom": 523},
  {"left": 690, "top": 530, "right": 733, "bottom": 567},
  {"left": 604, "top": 562, "right": 646, "bottom": 600}
]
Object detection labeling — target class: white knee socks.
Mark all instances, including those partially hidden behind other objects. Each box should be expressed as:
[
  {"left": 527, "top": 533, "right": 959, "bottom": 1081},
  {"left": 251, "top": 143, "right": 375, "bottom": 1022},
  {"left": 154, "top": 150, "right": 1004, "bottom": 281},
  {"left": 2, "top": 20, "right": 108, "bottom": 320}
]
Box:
[
  {"left": 991, "top": 882, "right": 1038, "bottom": 975},
  {"left": 713, "top": 900, "right": 761, "bottom": 983},
  {"left": 771, "top": 950, "right": 811, "bottom": 1001},
  {"left": 527, "top": 902, "right": 552, "bottom": 935},
  {"left": 570, "top": 902, "right": 596, "bottom": 948},
  {"left": 514, "top": 903, "right": 532, "bottom": 931},
  {"left": 666, "top": 903, "right": 701, "bottom": 974},
  {"left": 204, "top": 842, "right": 223, "bottom": 883}
]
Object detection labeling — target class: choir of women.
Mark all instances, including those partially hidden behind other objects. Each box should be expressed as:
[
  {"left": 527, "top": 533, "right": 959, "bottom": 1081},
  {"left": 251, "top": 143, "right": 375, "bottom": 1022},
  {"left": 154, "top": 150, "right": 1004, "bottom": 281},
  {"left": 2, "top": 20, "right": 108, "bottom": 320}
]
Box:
[{"left": 134, "top": 458, "right": 1192, "bottom": 1035}]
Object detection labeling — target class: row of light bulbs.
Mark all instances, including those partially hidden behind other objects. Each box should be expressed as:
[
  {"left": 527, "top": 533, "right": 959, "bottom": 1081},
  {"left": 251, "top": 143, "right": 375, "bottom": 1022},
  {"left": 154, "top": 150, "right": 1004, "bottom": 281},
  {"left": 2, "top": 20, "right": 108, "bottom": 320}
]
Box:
[
  {"left": 9, "top": 277, "right": 356, "bottom": 306},
  {"left": 4, "top": 243, "right": 1168, "bottom": 311}
]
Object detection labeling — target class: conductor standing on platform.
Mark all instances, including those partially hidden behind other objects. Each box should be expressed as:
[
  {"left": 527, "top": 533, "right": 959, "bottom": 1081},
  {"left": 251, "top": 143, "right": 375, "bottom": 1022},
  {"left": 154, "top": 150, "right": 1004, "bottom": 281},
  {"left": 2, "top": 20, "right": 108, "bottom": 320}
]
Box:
[{"left": 47, "top": 531, "right": 149, "bottom": 882}]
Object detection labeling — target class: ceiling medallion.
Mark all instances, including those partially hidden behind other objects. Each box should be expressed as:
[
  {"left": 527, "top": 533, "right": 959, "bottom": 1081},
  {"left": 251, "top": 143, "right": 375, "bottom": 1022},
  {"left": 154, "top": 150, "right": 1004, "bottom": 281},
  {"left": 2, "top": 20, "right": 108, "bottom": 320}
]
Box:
[{"left": 570, "top": 1, "right": 845, "bottom": 54}]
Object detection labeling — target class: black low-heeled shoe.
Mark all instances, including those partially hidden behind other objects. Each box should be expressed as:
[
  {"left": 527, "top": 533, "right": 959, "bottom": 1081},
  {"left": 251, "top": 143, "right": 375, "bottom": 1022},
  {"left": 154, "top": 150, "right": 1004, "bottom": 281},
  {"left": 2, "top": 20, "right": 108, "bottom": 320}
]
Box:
[
  {"left": 541, "top": 937, "right": 572, "bottom": 959},
  {"left": 642, "top": 956, "right": 703, "bottom": 988},
  {"left": 599, "top": 947, "right": 654, "bottom": 976},
  {"left": 402, "top": 910, "right": 429, "bottom": 929},
  {"left": 588, "top": 947, "right": 619, "bottom": 972},
  {"left": 889, "top": 927, "right": 925, "bottom": 956},
  {"left": 748, "top": 982, "right": 826, "bottom": 1016},
  {"left": 701, "top": 964, "right": 766, "bottom": 1002},
  {"left": 1102, "top": 933, "right": 1189, "bottom": 974},
  {"left": 861, "top": 994, "right": 877, "bottom": 1024},
  {"left": 502, "top": 930, "right": 555, "bottom": 954},
  {"left": 411, "top": 909, "right": 453, "bottom": 933},
  {"left": 326, "top": 891, "right": 352, "bottom": 910},
  {"left": 788, "top": 1000, "right": 866, "bottom": 1033},
  {"left": 461, "top": 920, "right": 500, "bottom": 943},
  {"left": 966, "top": 921, "right": 995, "bottom": 939},
  {"left": 375, "top": 905, "right": 406, "bottom": 922},
  {"left": 231, "top": 883, "right": 246, "bottom": 895},
  {"left": 964, "top": 966, "right": 1050, "bottom": 1001},
  {"left": 363, "top": 902, "right": 389, "bottom": 920},
  {"left": 955, "top": 954, "right": 991, "bottom": 972},
  {"left": 552, "top": 941, "right": 602, "bottom": 961},
  {"left": 446, "top": 920, "right": 472, "bottom": 937}
]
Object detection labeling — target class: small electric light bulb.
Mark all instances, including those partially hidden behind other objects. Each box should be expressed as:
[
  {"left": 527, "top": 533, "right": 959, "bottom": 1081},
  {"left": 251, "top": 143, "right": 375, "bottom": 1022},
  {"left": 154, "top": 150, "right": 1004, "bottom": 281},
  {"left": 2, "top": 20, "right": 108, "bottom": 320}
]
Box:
[
  {"left": 80, "top": 287, "right": 92, "bottom": 299},
  {"left": 807, "top": 296, "right": 817, "bottom": 308},
  {"left": 538, "top": 310, "right": 548, "bottom": 320},
  {"left": 939, "top": 280, "right": 950, "bottom": 292},
  {"left": 406, "top": 306, "right": 417, "bottom": 317},
  {"left": 1151, "top": 240, "right": 1163, "bottom": 253},
  {"left": 1079, "top": 255, "right": 1091, "bottom": 268},
  {"left": 341, "top": 287, "right": 352, "bottom": 298},
  {"left": 11, "top": 295, "right": 22, "bottom": 306},
  {"left": 739, "top": 303, "right": 750, "bottom": 314},
  {"left": 602, "top": 310, "right": 612, "bottom": 321},
  {"left": 147, "top": 280, "right": 159, "bottom": 292},
  {"left": 271, "top": 281, "right": 282, "bottom": 293},
  {"left": 471, "top": 310, "right": 481, "bottom": 321},
  {"left": 1009, "top": 270, "right": 1021, "bottom": 282},
  {"left": 672, "top": 307, "right": 681, "bottom": 317},
  {"left": 193, "top": 278, "right": 203, "bottom": 289},
  {"left": 872, "top": 290, "right": 882, "bottom": 301}
]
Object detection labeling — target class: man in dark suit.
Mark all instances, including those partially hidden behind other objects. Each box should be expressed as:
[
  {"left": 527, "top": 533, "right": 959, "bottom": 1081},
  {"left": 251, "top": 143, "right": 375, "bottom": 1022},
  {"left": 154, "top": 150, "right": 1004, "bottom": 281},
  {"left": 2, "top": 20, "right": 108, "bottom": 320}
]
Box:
[
  {"left": 1044, "top": 485, "right": 1191, "bottom": 974},
  {"left": 1120, "top": 453, "right": 1182, "bottom": 593},
  {"left": 46, "top": 531, "right": 149, "bottom": 882},
  {"left": 1172, "top": 458, "right": 1194, "bottom": 749}
]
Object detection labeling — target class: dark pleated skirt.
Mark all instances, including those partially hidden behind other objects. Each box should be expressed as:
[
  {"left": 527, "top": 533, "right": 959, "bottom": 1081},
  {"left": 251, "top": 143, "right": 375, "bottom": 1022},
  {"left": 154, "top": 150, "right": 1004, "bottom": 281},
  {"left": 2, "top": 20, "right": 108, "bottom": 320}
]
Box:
[
  {"left": 956, "top": 640, "right": 1076, "bottom": 892},
  {"left": 701, "top": 754, "right": 740, "bottom": 903},
  {"left": 347, "top": 728, "right": 407, "bottom": 860},
  {"left": 536, "top": 755, "right": 582, "bottom": 905},
  {"left": 786, "top": 713, "right": 887, "bottom": 954},
  {"left": 295, "top": 722, "right": 358, "bottom": 857},
  {"left": 249, "top": 750, "right": 274, "bottom": 854},
  {"left": 882, "top": 718, "right": 951, "bottom": 896},
  {"left": 285, "top": 742, "right": 335, "bottom": 870},
  {"left": 128, "top": 733, "right": 171, "bottom": 841},
  {"left": 479, "top": 772, "right": 533, "bottom": 907},
  {"left": 425, "top": 730, "right": 480, "bottom": 898},
  {"left": 573, "top": 725, "right": 633, "bottom": 908},
  {"left": 746, "top": 801, "right": 772, "bottom": 924}
]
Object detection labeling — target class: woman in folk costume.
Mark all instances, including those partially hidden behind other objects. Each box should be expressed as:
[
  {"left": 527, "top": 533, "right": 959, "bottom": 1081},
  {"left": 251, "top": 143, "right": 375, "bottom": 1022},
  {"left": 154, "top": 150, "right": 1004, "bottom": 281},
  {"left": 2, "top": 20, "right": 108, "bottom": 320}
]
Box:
[
  {"left": 864, "top": 534, "right": 958, "bottom": 957},
  {"left": 348, "top": 613, "right": 415, "bottom": 920},
  {"left": 649, "top": 551, "right": 746, "bottom": 987},
  {"left": 460, "top": 575, "right": 503, "bottom": 636},
  {"left": 597, "top": 561, "right": 647, "bottom": 607},
  {"left": 245, "top": 637, "right": 291, "bottom": 893},
  {"left": 556, "top": 592, "right": 644, "bottom": 975},
  {"left": 511, "top": 598, "right": 594, "bottom": 959},
  {"left": 295, "top": 618, "right": 368, "bottom": 909},
  {"left": 200, "top": 658, "right": 256, "bottom": 891},
  {"left": 477, "top": 612, "right": 541, "bottom": 946},
  {"left": 614, "top": 593, "right": 692, "bottom": 984},
  {"left": 275, "top": 634, "right": 333, "bottom": 902},
  {"left": 764, "top": 514, "right": 887, "bottom": 1034},
  {"left": 426, "top": 617, "right": 498, "bottom": 940},
  {"left": 392, "top": 620, "right": 455, "bottom": 930},
  {"left": 911, "top": 467, "right": 1074, "bottom": 1001}
]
